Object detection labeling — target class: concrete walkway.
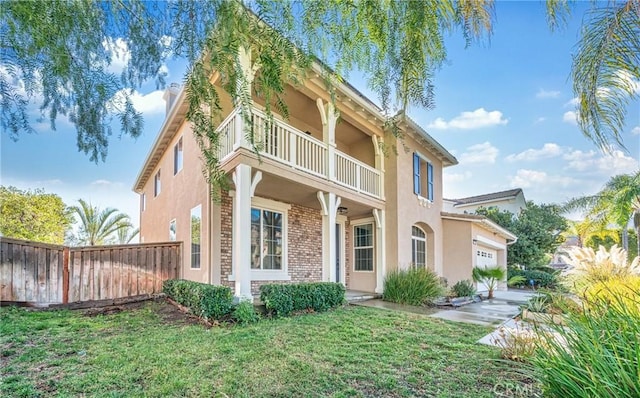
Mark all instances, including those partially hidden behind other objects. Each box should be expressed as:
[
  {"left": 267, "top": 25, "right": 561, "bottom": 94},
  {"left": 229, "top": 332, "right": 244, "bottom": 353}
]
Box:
[
  {"left": 351, "top": 290, "right": 537, "bottom": 327},
  {"left": 429, "top": 290, "right": 536, "bottom": 327}
]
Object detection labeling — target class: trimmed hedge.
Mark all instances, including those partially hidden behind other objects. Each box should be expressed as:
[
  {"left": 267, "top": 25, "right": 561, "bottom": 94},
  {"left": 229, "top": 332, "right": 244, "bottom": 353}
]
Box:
[
  {"left": 508, "top": 268, "right": 557, "bottom": 288},
  {"left": 259, "top": 282, "right": 346, "bottom": 317},
  {"left": 163, "top": 279, "right": 233, "bottom": 320}
]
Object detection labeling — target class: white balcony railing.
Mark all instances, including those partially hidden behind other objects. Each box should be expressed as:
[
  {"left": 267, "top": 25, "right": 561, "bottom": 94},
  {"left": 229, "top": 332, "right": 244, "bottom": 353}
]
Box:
[{"left": 216, "top": 106, "right": 382, "bottom": 199}]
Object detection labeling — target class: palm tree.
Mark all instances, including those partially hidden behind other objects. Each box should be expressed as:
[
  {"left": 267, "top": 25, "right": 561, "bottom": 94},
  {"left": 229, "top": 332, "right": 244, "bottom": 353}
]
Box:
[
  {"left": 116, "top": 222, "right": 139, "bottom": 244},
  {"left": 564, "top": 171, "right": 640, "bottom": 251},
  {"left": 562, "top": 219, "right": 620, "bottom": 248},
  {"left": 472, "top": 266, "right": 506, "bottom": 299},
  {"left": 547, "top": 0, "right": 640, "bottom": 151},
  {"left": 70, "top": 199, "right": 132, "bottom": 246}
]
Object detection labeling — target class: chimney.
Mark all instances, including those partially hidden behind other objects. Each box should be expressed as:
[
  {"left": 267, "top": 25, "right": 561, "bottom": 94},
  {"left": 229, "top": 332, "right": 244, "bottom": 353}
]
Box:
[{"left": 163, "top": 82, "right": 181, "bottom": 115}]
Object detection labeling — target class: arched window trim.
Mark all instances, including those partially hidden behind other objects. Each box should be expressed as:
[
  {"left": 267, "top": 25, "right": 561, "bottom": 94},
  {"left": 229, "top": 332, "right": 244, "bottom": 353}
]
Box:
[{"left": 411, "top": 225, "right": 427, "bottom": 268}]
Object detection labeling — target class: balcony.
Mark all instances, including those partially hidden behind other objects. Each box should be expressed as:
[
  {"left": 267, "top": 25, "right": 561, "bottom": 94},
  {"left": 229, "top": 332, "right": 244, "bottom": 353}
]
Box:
[{"left": 217, "top": 107, "right": 382, "bottom": 199}]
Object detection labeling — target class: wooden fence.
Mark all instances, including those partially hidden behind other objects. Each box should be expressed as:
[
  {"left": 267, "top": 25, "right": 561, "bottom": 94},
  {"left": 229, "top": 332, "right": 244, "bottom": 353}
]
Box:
[{"left": 0, "top": 237, "right": 181, "bottom": 306}]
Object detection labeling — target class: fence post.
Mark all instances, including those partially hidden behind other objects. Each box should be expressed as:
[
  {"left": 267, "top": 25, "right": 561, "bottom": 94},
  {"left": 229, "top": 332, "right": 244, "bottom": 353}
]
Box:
[{"left": 62, "top": 246, "right": 70, "bottom": 304}]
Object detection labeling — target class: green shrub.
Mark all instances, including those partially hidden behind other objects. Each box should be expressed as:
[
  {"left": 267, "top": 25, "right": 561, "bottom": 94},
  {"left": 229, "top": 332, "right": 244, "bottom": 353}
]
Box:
[
  {"left": 383, "top": 267, "right": 444, "bottom": 306},
  {"left": 450, "top": 280, "right": 476, "bottom": 298},
  {"left": 233, "top": 300, "right": 260, "bottom": 324},
  {"left": 509, "top": 269, "right": 557, "bottom": 288},
  {"left": 162, "top": 279, "right": 233, "bottom": 321},
  {"left": 259, "top": 282, "right": 345, "bottom": 317},
  {"left": 532, "top": 288, "right": 640, "bottom": 397}
]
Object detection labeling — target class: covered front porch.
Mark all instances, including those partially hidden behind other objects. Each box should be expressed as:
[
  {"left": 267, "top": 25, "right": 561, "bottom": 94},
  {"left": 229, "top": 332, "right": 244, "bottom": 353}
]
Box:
[{"left": 218, "top": 162, "right": 386, "bottom": 301}]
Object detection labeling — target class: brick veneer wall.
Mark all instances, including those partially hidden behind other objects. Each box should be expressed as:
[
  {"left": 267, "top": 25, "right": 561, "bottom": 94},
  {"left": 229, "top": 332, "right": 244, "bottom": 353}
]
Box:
[{"left": 218, "top": 192, "right": 324, "bottom": 296}]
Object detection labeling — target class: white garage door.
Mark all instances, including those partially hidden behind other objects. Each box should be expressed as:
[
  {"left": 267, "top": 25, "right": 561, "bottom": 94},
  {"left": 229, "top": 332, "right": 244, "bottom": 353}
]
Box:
[{"left": 476, "top": 248, "right": 497, "bottom": 267}]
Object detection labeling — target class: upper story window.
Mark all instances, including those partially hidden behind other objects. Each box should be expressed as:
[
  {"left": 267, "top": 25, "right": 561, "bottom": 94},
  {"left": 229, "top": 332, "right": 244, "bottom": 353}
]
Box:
[
  {"left": 174, "top": 137, "right": 183, "bottom": 175},
  {"left": 154, "top": 169, "right": 161, "bottom": 197},
  {"left": 169, "top": 219, "right": 177, "bottom": 241},
  {"left": 411, "top": 226, "right": 426, "bottom": 268},
  {"left": 354, "top": 223, "right": 374, "bottom": 272},
  {"left": 251, "top": 207, "right": 283, "bottom": 270},
  {"left": 413, "top": 153, "right": 434, "bottom": 202},
  {"left": 191, "top": 205, "right": 201, "bottom": 269}
]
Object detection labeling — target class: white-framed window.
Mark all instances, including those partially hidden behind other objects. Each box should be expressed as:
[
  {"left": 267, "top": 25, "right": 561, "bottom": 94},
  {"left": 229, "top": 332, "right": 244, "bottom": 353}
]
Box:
[
  {"left": 169, "top": 219, "right": 177, "bottom": 241},
  {"left": 354, "top": 223, "right": 374, "bottom": 272},
  {"left": 190, "top": 205, "right": 201, "bottom": 269},
  {"left": 413, "top": 152, "right": 434, "bottom": 201},
  {"left": 154, "top": 169, "right": 161, "bottom": 197},
  {"left": 141, "top": 193, "right": 146, "bottom": 211},
  {"left": 411, "top": 225, "right": 426, "bottom": 268},
  {"left": 173, "top": 137, "right": 183, "bottom": 175},
  {"left": 251, "top": 207, "right": 283, "bottom": 270}
]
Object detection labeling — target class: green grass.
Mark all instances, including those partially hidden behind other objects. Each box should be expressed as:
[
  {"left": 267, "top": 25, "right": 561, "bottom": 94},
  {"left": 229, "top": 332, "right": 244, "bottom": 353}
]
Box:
[{"left": 1, "top": 301, "right": 536, "bottom": 397}]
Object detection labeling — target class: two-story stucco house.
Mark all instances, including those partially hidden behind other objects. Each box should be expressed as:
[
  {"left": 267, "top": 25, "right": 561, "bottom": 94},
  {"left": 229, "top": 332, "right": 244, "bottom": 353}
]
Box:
[{"left": 133, "top": 54, "right": 516, "bottom": 300}]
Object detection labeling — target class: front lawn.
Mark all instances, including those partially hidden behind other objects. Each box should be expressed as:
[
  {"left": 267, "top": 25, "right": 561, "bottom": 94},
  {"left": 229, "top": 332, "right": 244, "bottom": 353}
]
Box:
[{"left": 1, "top": 301, "right": 535, "bottom": 397}]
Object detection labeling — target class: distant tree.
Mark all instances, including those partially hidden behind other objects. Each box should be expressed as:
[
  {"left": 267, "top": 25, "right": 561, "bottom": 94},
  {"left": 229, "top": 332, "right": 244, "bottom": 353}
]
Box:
[
  {"left": 70, "top": 199, "right": 132, "bottom": 246},
  {"left": 476, "top": 202, "right": 567, "bottom": 268},
  {"left": 0, "top": 186, "right": 72, "bottom": 244}
]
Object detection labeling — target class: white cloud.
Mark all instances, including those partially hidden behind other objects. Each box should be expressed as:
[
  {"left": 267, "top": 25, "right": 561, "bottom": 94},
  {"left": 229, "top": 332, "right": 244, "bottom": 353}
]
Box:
[
  {"left": 459, "top": 142, "right": 499, "bottom": 164},
  {"left": 615, "top": 70, "right": 640, "bottom": 94},
  {"left": 444, "top": 171, "right": 472, "bottom": 183},
  {"left": 103, "top": 38, "right": 131, "bottom": 73},
  {"left": 506, "top": 143, "right": 562, "bottom": 162},
  {"left": 510, "top": 169, "right": 578, "bottom": 189},
  {"left": 564, "top": 97, "right": 579, "bottom": 107},
  {"left": 534, "top": 117, "right": 547, "bottom": 124},
  {"left": 631, "top": 126, "right": 640, "bottom": 136},
  {"left": 536, "top": 88, "right": 561, "bottom": 99},
  {"left": 427, "top": 108, "right": 508, "bottom": 130},
  {"left": 563, "top": 111, "right": 578, "bottom": 125},
  {"left": 563, "top": 149, "right": 638, "bottom": 174},
  {"left": 111, "top": 89, "right": 165, "bottom": 115}
]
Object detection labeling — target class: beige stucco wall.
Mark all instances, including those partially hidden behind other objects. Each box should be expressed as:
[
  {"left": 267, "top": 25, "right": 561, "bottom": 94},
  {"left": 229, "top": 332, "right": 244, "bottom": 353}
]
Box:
[
  {"left": 442, "top": 219, "right": 473, "bottom": 286},
  {"left": 385, "top": 133, "right": 445, "bottom": 276},
  {"left": 441, "top": 219, "right": 510, "bottom": 288},
  {"left": 139, "top": 121, "right": 211, "bottom": 283}
]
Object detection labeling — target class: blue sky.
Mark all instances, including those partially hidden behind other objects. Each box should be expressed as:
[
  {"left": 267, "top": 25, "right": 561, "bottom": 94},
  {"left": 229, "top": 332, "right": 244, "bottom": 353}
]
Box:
[{"left": 1, "top": 1, "right": 639, "bottom": 229}]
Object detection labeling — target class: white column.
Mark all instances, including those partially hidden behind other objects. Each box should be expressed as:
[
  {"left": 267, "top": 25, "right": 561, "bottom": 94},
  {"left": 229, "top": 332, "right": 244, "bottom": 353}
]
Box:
[
  {"left": 235, "top": 46, "right": 260, "bottom": 150},
  {"left": 372, "top": 135, "right": 385, "bottom": 199},
  {"left": 318, "top": 191, "right": 341, "bottom": 283},
  {"left": 373, "top": 209, "right": 386, "bottom": 294},
  {"left": 317, "top": 99, "right": 339, "bottom": 180},
  {"left": 232, "top": 164, "right": 253, "bottom": 301}
]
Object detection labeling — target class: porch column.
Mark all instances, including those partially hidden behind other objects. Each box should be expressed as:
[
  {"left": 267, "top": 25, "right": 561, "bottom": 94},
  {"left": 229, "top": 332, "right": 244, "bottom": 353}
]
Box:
[
  {"left": 317, "top": 99, "right": 339, "bottom": 180},
  {"left": 373, "top": 209, "right": 386, "bottom": 293},
  {"left": 235, "top": 46, "right": 260, "bottom": 150},
  {"left": 372, "top": 135, "right": 385, "bottom": 199},
  {"left": 232, "top": 164, "right": 253, "bottom": 301},
  {"left": 318, "top": 191, "right": 341, "bottom": 283}
]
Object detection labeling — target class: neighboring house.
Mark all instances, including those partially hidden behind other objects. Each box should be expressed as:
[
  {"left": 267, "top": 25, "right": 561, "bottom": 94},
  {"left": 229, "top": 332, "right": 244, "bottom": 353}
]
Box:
[
  {"left": 444, "top": 188, "right": 526, "bottom": 216},
  {"left": 133, "top": 53, "right": 517, "bottom": 300}
]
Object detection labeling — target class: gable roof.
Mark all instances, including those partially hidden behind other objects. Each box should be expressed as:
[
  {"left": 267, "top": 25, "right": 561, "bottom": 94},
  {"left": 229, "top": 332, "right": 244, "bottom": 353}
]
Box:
[
  {"left": 447, "top": 188, "right": 524, "bottom": 206},
  {"left": 440, "top": 212, "right": 518, "bottom": 243}
]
